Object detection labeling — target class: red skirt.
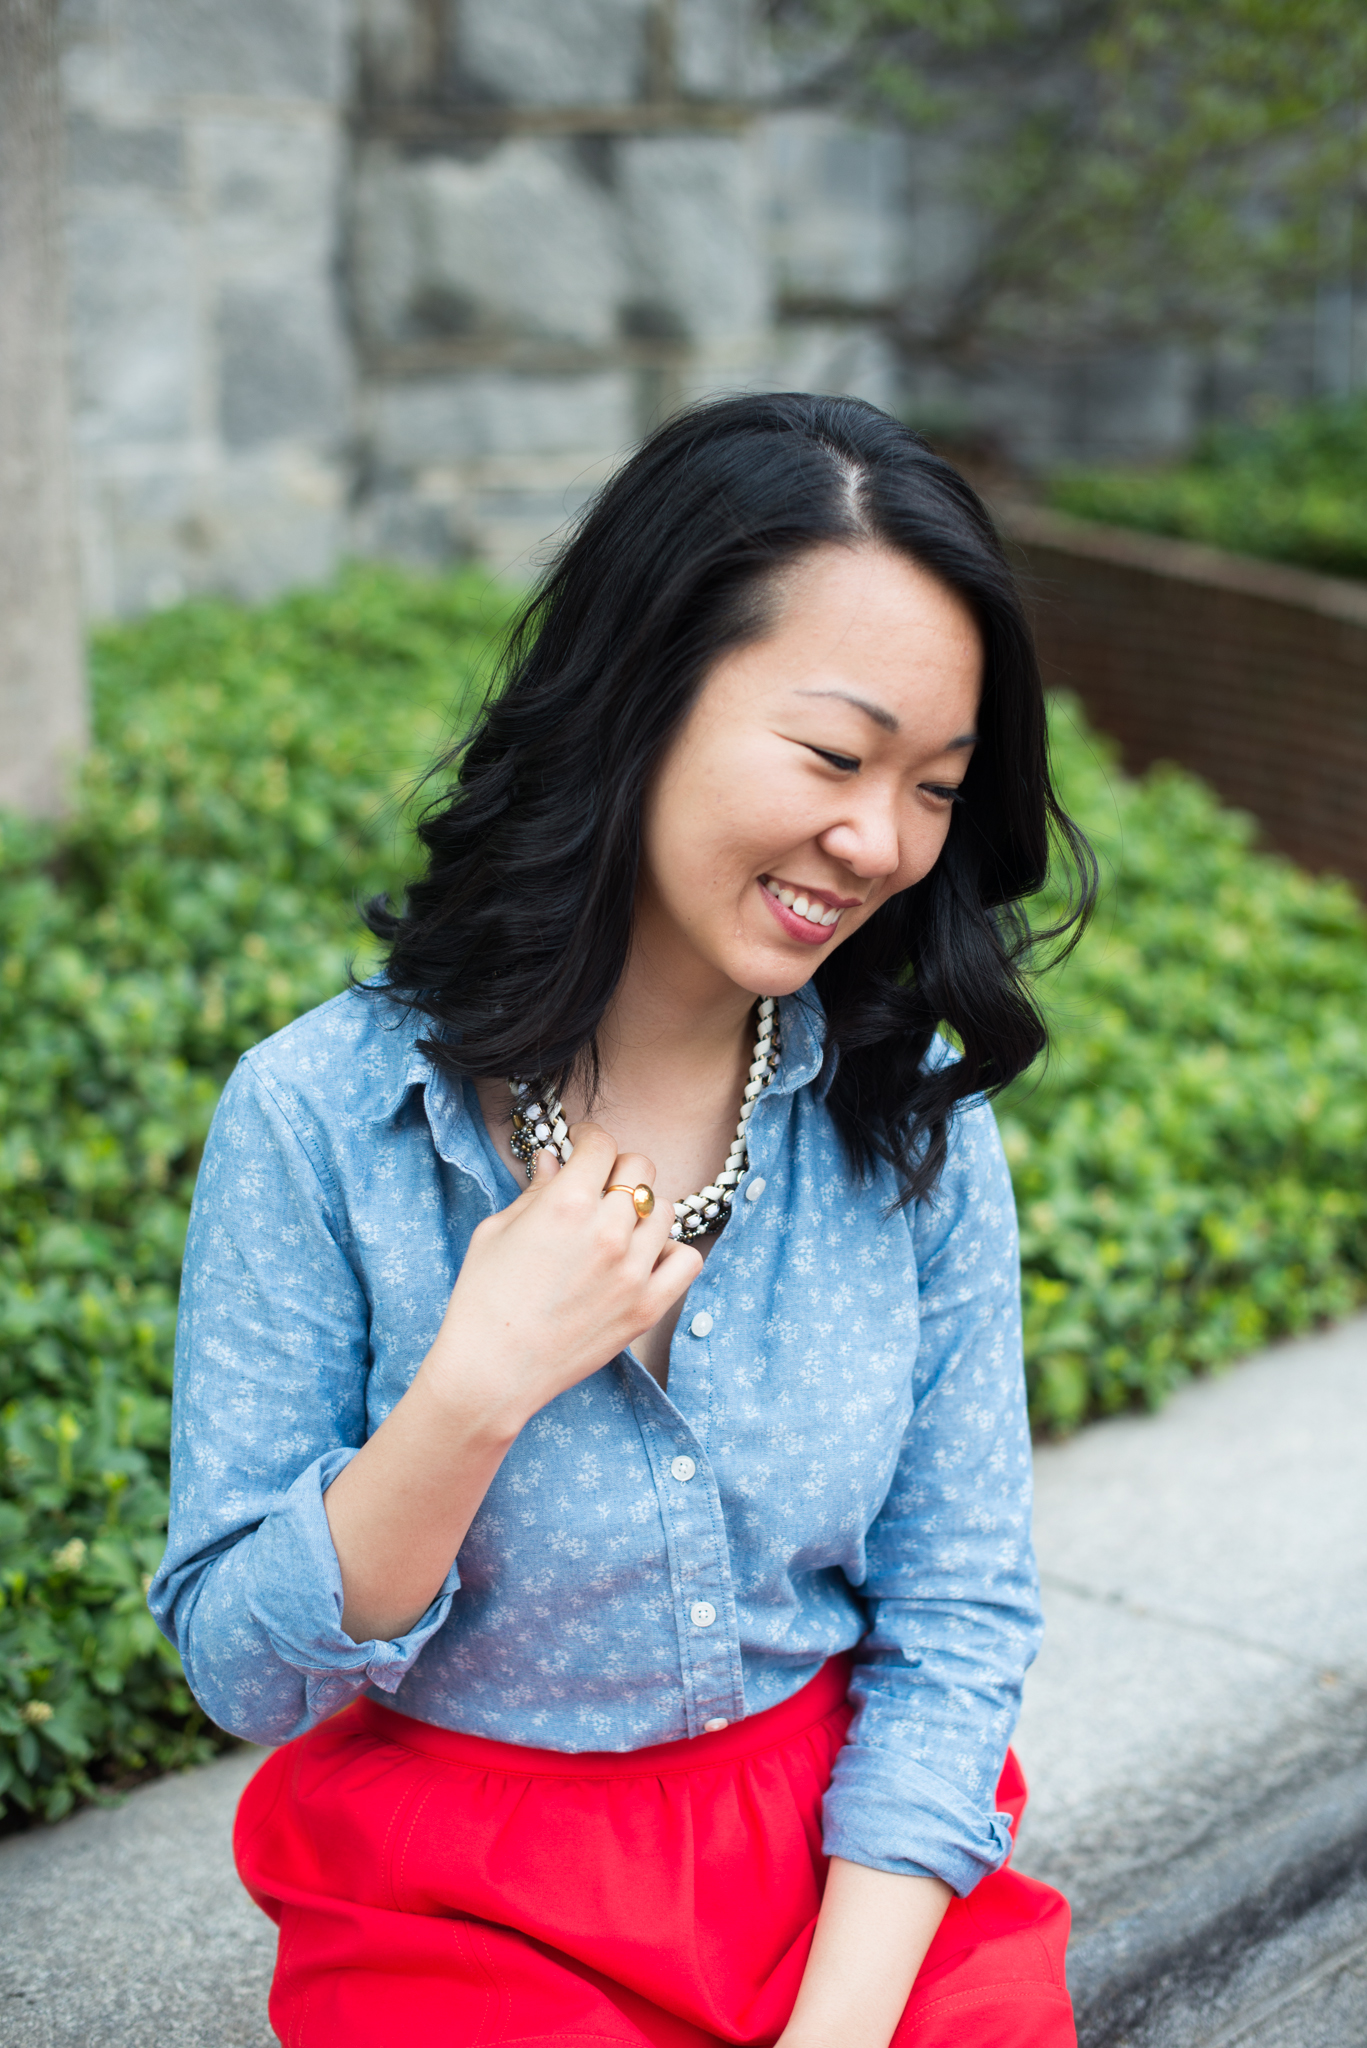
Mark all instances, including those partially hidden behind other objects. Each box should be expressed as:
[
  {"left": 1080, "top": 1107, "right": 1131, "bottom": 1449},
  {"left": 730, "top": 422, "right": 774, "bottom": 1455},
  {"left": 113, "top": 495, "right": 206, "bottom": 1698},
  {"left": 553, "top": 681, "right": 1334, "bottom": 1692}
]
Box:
[{"left": 235, "top": 1657, "right": 1074, "bottom": 2047}]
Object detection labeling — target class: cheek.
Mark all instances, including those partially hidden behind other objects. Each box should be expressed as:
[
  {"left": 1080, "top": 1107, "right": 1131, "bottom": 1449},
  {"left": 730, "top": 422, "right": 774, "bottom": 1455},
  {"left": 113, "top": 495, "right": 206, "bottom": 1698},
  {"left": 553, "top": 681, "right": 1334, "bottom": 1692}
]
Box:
[
  {"left": 650, "top": 737, "right": 790, "bottom": 891},
  {"left": 874, "top": 806, "right": 956, "bottom": 909},
  {"left": 641, "top": 756, "right": 747, "bottom": 914}
]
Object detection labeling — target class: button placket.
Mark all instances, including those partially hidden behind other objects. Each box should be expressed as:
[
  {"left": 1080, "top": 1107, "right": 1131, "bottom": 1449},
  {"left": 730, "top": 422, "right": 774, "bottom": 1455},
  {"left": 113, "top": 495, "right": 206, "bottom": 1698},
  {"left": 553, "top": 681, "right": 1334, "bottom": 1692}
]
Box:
[{"left": 647, "top": 1425, "right": 743, "bottom": 1734}]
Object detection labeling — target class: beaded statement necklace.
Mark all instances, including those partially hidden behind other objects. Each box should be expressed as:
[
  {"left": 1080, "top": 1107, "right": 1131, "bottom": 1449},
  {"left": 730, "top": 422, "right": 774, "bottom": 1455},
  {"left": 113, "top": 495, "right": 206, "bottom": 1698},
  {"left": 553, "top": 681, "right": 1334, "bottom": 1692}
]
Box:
[{"left": 509, "top": 997, "right": 780, "bottom": 1244}]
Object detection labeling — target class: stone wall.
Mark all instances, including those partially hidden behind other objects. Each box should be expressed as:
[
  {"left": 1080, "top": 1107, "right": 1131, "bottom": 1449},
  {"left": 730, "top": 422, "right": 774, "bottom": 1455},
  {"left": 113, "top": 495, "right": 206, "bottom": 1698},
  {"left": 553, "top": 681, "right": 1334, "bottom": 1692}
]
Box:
[
  {"left": 54, "top": 0, "right": 915, "bottom": 606},
  {"left": 58, "top": 0, "right": 353, "bottom": 615},
  {"left": 347, "top": 0, "right": 907, "bottom": 575},
  {"left": 1007, "top": 505, "right": 1367, "bottom": 894},
  {"left": 47, "top": 0, "right": 1351, "bottom": 616}
]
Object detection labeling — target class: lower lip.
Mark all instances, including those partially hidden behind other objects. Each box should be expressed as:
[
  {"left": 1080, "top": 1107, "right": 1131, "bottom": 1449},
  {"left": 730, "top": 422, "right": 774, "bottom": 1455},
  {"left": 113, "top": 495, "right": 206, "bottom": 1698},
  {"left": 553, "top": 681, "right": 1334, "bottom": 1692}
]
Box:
[{"left": 759, "top": 882, "right": 840, "bottom": 947}]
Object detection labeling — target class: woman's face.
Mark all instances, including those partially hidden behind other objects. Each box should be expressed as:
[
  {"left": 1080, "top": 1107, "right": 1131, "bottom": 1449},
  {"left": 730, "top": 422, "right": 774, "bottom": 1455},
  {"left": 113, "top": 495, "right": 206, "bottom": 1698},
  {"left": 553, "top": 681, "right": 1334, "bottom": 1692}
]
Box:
[{"left": 637, "top": 543, "right": 983, "bottom": 1004}]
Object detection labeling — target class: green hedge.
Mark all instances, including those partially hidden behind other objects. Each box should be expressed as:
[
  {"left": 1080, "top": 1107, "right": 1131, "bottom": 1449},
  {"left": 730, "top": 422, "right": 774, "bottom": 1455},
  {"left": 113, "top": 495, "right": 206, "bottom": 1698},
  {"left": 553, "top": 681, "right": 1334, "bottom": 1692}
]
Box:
[
  {"left": 0, "top": 568, "right": 506, "bottom": 1823},
  {"left": 999, "top": 703, "right": 1367, "bottom": 1429},
  {"left": 1046, "top": 391, "right": 1367, "bottom": 581},
  {"left": 3, "top": 567, "right": 1365, "bottom": 1824}
]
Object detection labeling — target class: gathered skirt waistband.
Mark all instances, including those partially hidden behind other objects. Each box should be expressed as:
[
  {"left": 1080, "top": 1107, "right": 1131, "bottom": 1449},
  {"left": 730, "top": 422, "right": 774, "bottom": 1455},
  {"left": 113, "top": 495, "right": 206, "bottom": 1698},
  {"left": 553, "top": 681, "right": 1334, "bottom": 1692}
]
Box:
[{"left": 236, "top": 1655, "right": 1074, "bottom": 2046}]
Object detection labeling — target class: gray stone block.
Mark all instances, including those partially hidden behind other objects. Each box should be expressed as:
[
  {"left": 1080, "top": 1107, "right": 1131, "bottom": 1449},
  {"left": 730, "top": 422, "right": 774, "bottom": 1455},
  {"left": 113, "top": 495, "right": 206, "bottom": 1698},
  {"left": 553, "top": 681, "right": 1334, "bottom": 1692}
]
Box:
[
  {"left": 357, "top": 0, "right": 437, "bottom": 102},
  {"left": 58, "top": 0, "right": 104, "bottom": 36},
  {"left": 82, "top": 450, "right": 345, "bottom": 615},
  {"left": 675, "top": 0, "right": 765, "bottom": 99},
  {"left": 619, "top": 134, "right": 769, "bottom": 346},
  {"left": 66, "top": 111, "right": 184, "bottom": 189},
  {"left": 769, "top": 319, "right": 901, "bottom": 414},
  {"left": 354, "top": 139, "right": 627, "bottom": 349},
  {"left": 115, "top": 0, "right": 348, "bottom": 101},
  {"left": 67, "top": 194, "right": 197, "bottom": 447},
  {"left": 455, "top": 0, "right": 651, "bottom": 107},
  {"left": 762, "top": 111, "right": 912, "bottom": 308},
  {"left": 196, "top": 115, "right": 342, "bottom": 278},
  {"left": 368, "top": 369, "right": 635, "bottom": 466},
  {"left": 216, "top": 282, "right": 349, "bottom": 449},
  {"left": 353, "top": 442, "right": 625, "bottom": 581},
  {"left": 355, "top": 488, "right": 470, "bottom": 570}
]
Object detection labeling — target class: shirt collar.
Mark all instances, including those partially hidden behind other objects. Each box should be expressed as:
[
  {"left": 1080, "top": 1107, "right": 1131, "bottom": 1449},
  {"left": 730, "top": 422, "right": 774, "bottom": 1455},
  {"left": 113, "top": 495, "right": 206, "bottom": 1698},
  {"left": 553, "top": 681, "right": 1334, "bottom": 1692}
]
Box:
[
  {"left": 775, "top": 981, "right": 834, "bottom": 1102},
  {"left": 357, "top": 1001, "right": 497, "bottom": 1190},
  {"left": 361, "top": 980, "right": 833, "bottom": 1152}
]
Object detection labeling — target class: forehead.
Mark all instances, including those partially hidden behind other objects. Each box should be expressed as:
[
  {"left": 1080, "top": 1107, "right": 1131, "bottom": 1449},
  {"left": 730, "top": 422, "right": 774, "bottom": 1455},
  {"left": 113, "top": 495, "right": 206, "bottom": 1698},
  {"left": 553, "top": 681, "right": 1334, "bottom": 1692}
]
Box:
[{"left": 725, "top": 544, "right": 983, "bottom": 728}]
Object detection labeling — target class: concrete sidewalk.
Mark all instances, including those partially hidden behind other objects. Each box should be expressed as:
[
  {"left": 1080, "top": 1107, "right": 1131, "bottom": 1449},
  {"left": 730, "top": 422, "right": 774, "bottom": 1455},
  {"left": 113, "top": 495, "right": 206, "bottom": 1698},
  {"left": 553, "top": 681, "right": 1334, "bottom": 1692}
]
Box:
[
  {"left": 1, "top": 1315, "right": 1364, "bottom": 2046},
  {"left": 1013, "top": 1313, "right": 1367, "bottom": 2044}
]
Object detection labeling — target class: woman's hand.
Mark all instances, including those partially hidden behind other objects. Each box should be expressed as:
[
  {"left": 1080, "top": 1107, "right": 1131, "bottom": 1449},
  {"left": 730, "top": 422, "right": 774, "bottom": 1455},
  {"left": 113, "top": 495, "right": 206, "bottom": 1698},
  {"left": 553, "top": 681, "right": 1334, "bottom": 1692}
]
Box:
[
  {"left": 424, "top": 1121, "right": 701, "bottom": 1439},
  {"left": 775, "top": 1860, "right": 952, "bottom": 2048},
  {"left": 323, "top": 1123, "right": 701, "bottom": 1644}
]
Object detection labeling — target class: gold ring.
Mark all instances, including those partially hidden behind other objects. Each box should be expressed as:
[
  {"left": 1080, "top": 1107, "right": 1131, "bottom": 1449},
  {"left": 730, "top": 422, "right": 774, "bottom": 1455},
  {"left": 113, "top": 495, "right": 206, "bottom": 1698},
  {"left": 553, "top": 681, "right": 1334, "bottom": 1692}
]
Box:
[{"left": 605, "top": 1182, "right": 655, "bottom": 1220}]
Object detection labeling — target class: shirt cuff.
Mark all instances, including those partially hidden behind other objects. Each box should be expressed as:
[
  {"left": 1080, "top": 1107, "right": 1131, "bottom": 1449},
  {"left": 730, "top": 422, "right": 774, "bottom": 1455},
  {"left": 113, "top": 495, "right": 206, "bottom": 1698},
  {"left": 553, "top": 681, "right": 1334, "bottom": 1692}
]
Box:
[
  {"left": 244, "top": 1445, "right": 461, "bottom": 1719},
  {"left": 821, "top": 1745, "right": 1016, "bottom": 1894}
]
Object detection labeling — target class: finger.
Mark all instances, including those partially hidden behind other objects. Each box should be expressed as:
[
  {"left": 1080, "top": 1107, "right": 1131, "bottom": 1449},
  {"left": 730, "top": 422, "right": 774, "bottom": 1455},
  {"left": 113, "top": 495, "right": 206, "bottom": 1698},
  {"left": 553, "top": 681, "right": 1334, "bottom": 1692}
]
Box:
[
  {"left": 504, "top": 1143, "right": 559, "bottom": 1214},
  {"left": 642, "top": 1239, "right": 704, "bottom": 1313},
  {"left": 558, "top": 1121, "right": 619, "bottom": 1184},
  {"left": 599, "top": 1150, "right": 656, "bottom": 1225},
  {"left": 605, "top": 1151, "right": 656, "bottom": 1190},
  {"left": 622, "top": 1177, "right": 677, "bottom": 1273}
]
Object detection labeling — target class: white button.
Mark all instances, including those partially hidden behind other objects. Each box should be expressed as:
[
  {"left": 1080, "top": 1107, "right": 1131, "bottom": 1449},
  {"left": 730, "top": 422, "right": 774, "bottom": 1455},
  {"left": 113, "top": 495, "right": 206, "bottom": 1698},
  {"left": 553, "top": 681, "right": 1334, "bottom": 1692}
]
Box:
[
  {"left": 689, "top": 1311, "right": 714, "bottom": 1338},
  {"left": 690, "top": 1600, "right": 717, "bottom": 1628},
  {"left": 703, "top": 1717, "right": 729, "bottom": 1733},
  {"left": 744, "top": 1177, "right": 765, "bottom": 1202},
  {"left": 670, "top": 1455, "right": 697, "bottom": 1483}
]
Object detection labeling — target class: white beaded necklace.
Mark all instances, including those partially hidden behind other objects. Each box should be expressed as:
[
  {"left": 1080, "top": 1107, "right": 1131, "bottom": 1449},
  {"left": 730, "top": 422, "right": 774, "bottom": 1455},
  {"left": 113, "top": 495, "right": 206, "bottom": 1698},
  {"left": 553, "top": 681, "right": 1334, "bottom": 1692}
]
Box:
[{"left": 508, "top": 997, "right": 780, "bottom": 1243}]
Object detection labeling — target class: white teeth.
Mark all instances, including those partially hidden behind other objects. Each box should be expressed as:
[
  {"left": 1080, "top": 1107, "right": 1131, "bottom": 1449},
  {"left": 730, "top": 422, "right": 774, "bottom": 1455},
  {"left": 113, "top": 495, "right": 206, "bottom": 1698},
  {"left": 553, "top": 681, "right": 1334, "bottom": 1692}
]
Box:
[{"left": 764, "top": 878, "right": 842, "bottom": 931}]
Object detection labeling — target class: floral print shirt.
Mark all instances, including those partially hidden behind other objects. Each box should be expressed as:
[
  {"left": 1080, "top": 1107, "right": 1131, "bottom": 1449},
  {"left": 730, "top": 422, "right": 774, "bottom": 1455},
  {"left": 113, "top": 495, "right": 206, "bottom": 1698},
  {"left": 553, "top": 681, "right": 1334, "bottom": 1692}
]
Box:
[{"left": 150, "top": 983, "right": 1040, "bottom": 1894}]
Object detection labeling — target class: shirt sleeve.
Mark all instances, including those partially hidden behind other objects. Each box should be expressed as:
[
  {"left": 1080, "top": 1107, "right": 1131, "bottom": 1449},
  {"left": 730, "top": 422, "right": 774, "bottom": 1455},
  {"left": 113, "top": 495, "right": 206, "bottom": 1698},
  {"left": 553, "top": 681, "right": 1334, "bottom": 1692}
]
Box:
[
  {"left": 147, "top": 1054, "right": 460, "bottom": 1743},
  {"left": 821, "top": 1095, "right": 1042, "bottom": 1894}
]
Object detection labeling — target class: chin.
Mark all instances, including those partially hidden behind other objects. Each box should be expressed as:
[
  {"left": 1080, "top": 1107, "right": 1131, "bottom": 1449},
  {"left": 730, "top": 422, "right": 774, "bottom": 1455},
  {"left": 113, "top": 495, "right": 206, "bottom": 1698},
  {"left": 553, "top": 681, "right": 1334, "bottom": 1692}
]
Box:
[{"left": 726, "top": 946, "right": 827, "bottom": 1000}]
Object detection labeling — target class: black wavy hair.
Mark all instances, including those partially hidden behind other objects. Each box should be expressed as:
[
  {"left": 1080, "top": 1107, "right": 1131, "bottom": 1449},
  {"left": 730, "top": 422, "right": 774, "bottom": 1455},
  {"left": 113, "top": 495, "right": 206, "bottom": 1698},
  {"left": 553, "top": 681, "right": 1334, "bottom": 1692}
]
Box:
[{"left": 365, "top": 392, "right": 1095, "bottom": 1204}]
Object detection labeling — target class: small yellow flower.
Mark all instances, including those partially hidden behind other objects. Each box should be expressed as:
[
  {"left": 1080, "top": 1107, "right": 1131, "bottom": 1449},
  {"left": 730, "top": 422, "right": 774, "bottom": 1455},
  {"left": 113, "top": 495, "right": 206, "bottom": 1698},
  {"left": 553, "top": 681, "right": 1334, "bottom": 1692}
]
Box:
[
  {"left": 51, "top": 1539, "right": 87, "bottom": 1573},
  {"left": 20, "top": 1700, "right": 53, "bottom": 1726}
]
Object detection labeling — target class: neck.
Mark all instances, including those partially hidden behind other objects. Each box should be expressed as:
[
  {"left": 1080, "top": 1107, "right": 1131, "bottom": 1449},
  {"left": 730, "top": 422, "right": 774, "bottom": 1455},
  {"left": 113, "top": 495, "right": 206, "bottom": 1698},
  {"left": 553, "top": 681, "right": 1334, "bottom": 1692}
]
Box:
[{"left": 590, "top": 919, "right": 762, "bottom": 1107}]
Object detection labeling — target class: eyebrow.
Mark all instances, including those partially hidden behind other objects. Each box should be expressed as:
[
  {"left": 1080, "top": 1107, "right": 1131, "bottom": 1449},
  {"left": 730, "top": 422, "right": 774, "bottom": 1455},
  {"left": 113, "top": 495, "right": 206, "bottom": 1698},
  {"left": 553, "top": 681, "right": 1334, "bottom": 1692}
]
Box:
[{"left": 794, "top": 688, "right": 977, "bottom": 748}]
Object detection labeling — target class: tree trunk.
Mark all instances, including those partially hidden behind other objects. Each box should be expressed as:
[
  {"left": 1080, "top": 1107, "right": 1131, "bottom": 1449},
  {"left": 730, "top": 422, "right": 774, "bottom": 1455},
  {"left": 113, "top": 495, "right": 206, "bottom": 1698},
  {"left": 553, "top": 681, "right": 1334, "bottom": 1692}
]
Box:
[{"left": 0, "top": 0, "right": 87, "bottom": 817}]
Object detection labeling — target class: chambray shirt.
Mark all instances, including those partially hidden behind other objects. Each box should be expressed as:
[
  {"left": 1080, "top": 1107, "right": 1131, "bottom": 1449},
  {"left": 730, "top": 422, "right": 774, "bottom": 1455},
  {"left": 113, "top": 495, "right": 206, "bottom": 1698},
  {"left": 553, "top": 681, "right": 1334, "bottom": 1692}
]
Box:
[{"left": 150, "top": 983, "right": 1041, "bottom": 1894}]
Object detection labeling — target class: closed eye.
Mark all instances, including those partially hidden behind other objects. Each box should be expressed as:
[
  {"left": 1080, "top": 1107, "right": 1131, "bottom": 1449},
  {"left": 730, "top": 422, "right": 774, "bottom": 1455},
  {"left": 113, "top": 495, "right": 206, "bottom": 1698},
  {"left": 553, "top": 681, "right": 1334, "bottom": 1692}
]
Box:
[
  {"left": 805, "top": 745, "right": 860, "bottom": 772},
  {"left": 922, "top": 784, "right": 966, "bottom": 805}
]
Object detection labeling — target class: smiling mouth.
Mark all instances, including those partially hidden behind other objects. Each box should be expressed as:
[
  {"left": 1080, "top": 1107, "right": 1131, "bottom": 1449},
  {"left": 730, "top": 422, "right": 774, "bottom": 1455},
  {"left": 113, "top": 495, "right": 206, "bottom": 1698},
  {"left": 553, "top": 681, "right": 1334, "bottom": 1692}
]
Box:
[{"left": 759, "top": 875, "right": 851, "bottom": 935}]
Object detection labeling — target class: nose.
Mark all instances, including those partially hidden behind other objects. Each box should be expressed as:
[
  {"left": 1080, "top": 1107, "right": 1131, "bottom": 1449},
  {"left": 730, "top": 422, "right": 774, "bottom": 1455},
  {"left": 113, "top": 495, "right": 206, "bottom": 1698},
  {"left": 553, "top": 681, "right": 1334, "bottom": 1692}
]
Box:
[{"left": 817, "top": 786, "right": 902, "bottom": 881}]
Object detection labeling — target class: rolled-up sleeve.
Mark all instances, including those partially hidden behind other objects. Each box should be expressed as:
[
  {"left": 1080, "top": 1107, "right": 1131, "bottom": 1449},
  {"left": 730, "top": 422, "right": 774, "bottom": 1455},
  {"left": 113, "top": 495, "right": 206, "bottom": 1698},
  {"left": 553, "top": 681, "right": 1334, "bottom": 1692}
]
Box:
[
  {"left": 821, "top": 1097, "right": 1042, "bottom": 1893},
  {"left": 147, "top": 1055, "right": 459, "bottom": 1743}
]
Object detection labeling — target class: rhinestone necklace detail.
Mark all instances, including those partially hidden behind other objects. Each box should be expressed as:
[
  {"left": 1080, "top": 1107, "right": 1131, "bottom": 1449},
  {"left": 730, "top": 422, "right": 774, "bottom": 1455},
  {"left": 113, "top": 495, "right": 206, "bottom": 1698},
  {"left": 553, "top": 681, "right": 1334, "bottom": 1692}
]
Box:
[{"left": 509, "top": 997, "right": 780, "bottom": 1243}]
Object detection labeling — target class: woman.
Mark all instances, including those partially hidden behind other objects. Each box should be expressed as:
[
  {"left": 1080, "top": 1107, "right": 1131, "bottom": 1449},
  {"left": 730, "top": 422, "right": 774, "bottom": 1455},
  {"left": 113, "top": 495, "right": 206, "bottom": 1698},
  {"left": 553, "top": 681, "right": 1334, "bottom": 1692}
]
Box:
[{"left": 151, "top": 392, "right": 1092, "bottom": 2047}]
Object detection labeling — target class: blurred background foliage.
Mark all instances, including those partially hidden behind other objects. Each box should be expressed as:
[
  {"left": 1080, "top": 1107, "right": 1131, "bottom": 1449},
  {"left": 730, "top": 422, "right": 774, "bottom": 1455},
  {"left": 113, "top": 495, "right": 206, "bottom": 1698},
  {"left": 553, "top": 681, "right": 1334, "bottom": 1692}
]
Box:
[
  {"left": 1045, "top": 389, "right": 1367, "bottom": 578},
  {"left": 0, "top": 567, "right": 506, "bottom": 1825},
  {"left": 2, "top": 562, "right": 1365, "bottom": 1822},
  {"left": 791, "top": 0, "right": 1367, "bottom": 356}
]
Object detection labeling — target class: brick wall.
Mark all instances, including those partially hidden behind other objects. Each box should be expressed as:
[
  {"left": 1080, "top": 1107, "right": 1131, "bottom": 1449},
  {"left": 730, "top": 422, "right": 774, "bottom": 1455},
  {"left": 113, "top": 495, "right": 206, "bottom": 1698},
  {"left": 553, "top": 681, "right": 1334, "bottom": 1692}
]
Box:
[{"left": 1003, "top": 505, "right": 1367, "bottom": 894}]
